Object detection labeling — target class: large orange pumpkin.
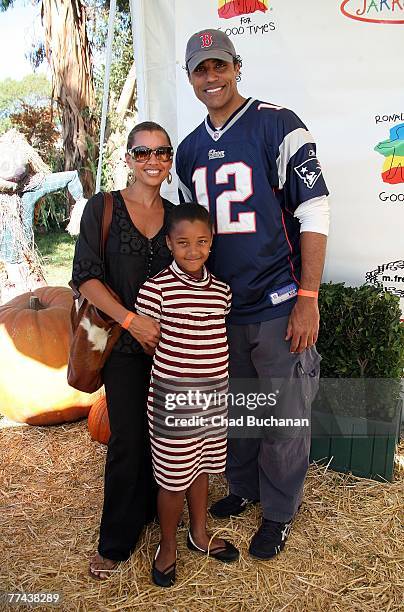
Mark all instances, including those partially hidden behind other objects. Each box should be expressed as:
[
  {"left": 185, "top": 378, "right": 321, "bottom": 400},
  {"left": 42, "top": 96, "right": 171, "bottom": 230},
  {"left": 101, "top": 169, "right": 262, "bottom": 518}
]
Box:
[
  {"left": 88, "top": 395, "right": 110, "bottom": 445},
  {"left": 0, "top": 286, "right": 99, "bottom": 425}
]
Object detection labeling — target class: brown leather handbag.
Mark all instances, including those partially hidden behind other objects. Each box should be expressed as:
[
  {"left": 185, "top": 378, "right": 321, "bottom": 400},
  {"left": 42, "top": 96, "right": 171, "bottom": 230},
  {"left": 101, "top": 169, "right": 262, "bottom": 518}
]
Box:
[{"left": 67, "top": 193, "right": 122, "bottom": 393}]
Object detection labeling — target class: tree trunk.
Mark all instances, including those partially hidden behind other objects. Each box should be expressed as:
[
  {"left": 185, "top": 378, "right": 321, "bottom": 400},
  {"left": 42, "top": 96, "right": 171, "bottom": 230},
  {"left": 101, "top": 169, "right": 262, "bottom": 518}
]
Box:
[
  {"left": 116, "top": 61, "right": 136, "bottom": 122},
  {"left": 41, "top": 0, "right": 96, "bottom": 195},
  {"left": 107, "top": 62, "right": 137, "bottom": 190}
]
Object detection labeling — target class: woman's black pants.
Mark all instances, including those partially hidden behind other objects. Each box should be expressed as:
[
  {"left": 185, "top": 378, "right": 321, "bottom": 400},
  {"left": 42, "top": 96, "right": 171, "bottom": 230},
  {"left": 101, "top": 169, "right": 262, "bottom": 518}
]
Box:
[{"left": 98, "top": 351, "right": 157, "bottom": 561}]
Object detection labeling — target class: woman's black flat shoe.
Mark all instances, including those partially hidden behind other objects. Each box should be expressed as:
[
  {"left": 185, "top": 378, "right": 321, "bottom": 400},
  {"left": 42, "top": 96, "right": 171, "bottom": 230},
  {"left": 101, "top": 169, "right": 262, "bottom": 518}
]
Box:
[
  {"left": 186, "top": 532, "right": 239, "bottom": 563},
  {"left": 152, "top": 544, "right": 176, "bottom": 588}
]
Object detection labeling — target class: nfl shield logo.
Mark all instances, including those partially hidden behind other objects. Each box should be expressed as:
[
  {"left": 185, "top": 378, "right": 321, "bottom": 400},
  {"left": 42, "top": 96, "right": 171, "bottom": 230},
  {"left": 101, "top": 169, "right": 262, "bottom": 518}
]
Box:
[
  {"left": 294, "top": 158, "right": 322, "bottom": 189},
  {"left": 200, "top": 33, "right": 213, "bottom": 48}
]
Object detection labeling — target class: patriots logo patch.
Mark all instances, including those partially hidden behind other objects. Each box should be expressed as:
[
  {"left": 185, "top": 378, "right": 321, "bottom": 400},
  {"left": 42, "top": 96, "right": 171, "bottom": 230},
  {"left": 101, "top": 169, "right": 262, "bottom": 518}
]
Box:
[{"left": 294, "top": 158, "right": 322, "bottom": 189}]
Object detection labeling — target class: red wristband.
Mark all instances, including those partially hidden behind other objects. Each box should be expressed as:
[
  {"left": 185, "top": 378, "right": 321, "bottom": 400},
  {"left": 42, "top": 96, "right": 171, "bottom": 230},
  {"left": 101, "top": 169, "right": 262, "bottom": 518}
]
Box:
[
  {"left": 297, "top": 289, "right": 319, "bottom": 299},
  {"left": 121, "top": 311, "right": 136, "bottom": 329}
]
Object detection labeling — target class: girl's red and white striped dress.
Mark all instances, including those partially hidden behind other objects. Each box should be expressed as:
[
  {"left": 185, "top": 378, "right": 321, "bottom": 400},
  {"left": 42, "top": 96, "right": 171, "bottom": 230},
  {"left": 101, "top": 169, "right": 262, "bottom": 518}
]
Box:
[{"left": 136, "top": 261, "right": 231, "bottom": 491}]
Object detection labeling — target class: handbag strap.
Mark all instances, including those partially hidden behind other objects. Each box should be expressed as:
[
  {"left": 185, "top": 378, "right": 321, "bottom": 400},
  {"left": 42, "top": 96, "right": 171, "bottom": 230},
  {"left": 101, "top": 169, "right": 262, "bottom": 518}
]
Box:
[
  {"left": 69, "top": 192, "right": 114, "bottom": 300},
  {"left": 100, "top": 192, "right": 113, "bottom": 261}
]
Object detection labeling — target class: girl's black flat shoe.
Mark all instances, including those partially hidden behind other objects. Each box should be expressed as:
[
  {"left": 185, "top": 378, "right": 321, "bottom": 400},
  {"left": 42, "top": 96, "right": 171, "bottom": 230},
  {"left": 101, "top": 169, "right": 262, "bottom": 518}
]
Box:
[
  {"left": 152, "top": 544, "right": 176, "bottom": 588},
  {"left": 186, "top": 531, "right": 239, "bottom": 563}
]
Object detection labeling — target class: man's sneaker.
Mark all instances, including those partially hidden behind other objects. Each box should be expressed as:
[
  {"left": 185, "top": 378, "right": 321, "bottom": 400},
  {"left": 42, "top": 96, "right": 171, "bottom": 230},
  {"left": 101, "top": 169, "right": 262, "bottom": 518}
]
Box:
[
  {"left": 248, "top": 518, "right": 292, "bottom": 560},
  {"left": 209, "top": 494, "right": 258, "bottom": 518}
]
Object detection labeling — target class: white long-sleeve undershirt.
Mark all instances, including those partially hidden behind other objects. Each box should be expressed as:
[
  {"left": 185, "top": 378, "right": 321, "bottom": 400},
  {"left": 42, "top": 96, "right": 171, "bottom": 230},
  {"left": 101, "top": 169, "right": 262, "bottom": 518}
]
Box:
[{"left": 293, "top": 195, "right": 330, "bottom": 235}]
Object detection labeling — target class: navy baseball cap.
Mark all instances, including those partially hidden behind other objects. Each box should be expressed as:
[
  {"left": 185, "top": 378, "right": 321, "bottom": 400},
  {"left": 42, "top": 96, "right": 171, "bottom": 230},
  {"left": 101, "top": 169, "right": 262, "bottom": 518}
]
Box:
[{"left": 185, "top": 29, "right": 237, "bottom": 73}]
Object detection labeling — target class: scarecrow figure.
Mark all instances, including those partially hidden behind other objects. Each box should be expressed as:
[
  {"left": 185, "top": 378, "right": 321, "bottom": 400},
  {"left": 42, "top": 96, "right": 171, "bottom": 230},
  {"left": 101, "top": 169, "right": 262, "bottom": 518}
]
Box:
[{"left": 0, "top": 129, "right": 87, "bottom": 303}]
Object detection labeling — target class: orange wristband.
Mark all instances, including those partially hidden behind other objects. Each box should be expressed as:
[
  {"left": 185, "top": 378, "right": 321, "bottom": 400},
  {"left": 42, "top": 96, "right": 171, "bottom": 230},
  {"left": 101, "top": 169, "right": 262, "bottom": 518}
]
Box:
[
  {"left": 121, "top": 311, "right": 136, "bottom": 329},
  {"left": 297, "top": 289, "right": 319, "bottom": 299}
]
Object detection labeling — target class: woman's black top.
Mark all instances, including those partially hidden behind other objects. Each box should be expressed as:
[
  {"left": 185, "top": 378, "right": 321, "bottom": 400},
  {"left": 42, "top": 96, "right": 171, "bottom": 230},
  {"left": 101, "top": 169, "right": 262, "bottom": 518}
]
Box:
[{"left": 71, "top": 190, "right": 174, "bottom": 354}]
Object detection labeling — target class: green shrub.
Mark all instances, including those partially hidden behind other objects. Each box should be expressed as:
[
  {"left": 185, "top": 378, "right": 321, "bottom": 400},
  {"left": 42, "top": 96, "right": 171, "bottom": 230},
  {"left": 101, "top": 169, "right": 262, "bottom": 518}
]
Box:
[
  {"left": 318, "top": 283, "right": 404, "bottom": 378},
  {"left": 316, "top": 283, "right": 404, "bottom": 420}
]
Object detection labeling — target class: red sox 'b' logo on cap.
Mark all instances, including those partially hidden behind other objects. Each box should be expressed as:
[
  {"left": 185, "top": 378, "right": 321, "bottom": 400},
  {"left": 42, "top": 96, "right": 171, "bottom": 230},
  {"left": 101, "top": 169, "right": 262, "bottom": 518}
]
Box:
[{"left": 200, "top": 33, "right": 213, "bottom": 48}]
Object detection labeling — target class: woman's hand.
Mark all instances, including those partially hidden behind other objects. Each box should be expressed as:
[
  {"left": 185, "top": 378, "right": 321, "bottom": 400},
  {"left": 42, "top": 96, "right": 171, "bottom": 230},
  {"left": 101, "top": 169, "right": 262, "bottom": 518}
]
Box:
[
  {"left": 141, "top": 344, "right": 156, "bottom": 357},
  {"left": 78, "top": 281, "right": 160, "bottom": 350},
  {"left": 127, "top": 313, "right": 160, "bottom": 350},
  {"left": 79, "top": 281, "right": 160, "bottom": 348}
]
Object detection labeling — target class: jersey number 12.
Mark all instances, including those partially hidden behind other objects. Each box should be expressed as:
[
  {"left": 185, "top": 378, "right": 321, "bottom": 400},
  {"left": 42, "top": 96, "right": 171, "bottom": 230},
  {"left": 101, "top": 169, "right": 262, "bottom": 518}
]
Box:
[{"left": 192, "top": 162, "right": 256, "bottom": 234}]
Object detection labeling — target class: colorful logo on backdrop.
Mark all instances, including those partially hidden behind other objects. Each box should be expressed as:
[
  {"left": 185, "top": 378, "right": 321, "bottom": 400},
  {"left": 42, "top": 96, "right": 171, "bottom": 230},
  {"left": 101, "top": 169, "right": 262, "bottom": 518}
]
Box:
[
  {"left": 218, "top": 0, "right": 269, "bottom": 19},
  {"left": 374, "top": 123, "right": 404, "bottom": 184},
  {"left": 366, "top": 260, "right": 404, "bottom": 299},
  {"left": 340, "top": 0, "right": 404, "bottom": 24},
  {"left": 217, "top": 0, "right": 275, "bottom": 36}
]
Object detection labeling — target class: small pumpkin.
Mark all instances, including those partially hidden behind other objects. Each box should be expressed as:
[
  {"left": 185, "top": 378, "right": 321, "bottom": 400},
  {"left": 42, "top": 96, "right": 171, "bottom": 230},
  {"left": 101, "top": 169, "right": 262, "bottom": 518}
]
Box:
[
  {"left": 88, "top": 395, "right": 110, "bottom": 445},
  {"left": 0, "top": 287, "right": 98, "bottom": 425}
]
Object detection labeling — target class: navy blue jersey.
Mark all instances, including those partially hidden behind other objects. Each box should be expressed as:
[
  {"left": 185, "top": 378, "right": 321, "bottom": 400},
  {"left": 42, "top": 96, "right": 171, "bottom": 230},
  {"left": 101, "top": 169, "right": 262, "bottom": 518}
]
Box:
[{"left": 176, "top": 98, "right": 329, "bottom": 324}]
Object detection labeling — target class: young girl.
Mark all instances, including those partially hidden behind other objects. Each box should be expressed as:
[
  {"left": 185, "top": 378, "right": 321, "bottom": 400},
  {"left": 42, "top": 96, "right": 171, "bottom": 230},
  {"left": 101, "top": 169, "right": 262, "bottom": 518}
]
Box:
[{"left": 136, "top": 202, "right": 239, "bottom": 588}]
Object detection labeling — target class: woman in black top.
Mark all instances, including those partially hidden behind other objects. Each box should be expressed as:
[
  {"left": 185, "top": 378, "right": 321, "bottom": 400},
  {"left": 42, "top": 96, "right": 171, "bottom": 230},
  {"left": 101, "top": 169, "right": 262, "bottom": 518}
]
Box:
[{"left": 71, "top": 122, "right": 174, "bottom": 579}]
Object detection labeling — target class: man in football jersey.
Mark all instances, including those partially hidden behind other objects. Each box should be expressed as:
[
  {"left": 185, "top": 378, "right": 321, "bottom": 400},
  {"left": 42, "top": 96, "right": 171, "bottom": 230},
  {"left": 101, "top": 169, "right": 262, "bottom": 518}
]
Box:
[{"left": 176, "top": 29, "right": 330, "bottom": 560}]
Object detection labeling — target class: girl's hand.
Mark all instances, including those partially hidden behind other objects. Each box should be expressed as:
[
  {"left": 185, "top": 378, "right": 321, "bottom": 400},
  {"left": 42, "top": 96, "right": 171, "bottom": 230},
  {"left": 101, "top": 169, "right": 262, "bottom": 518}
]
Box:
[{"left": 127, "top": 314, "right": 160, "bottom": 349}]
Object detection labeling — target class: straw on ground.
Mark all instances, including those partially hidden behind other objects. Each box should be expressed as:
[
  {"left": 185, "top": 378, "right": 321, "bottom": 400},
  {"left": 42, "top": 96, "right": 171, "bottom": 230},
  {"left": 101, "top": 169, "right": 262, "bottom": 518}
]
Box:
[{"left": 1, "top": 420, "right": 403, "bottom": 612}]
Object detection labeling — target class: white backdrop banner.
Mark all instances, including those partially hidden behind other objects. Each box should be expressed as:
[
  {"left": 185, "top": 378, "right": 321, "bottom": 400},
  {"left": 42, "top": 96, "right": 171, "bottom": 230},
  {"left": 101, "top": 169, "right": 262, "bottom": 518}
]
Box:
[{"left": 132, "top": 0, "right": 404, "bottom": 315}]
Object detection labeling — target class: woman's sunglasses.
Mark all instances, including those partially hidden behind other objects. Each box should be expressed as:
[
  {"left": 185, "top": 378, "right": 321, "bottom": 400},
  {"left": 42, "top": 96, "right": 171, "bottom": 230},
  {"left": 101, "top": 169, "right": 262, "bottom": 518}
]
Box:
[{"left": 127, "top": 146, "right": 174, "bottom": 163}]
